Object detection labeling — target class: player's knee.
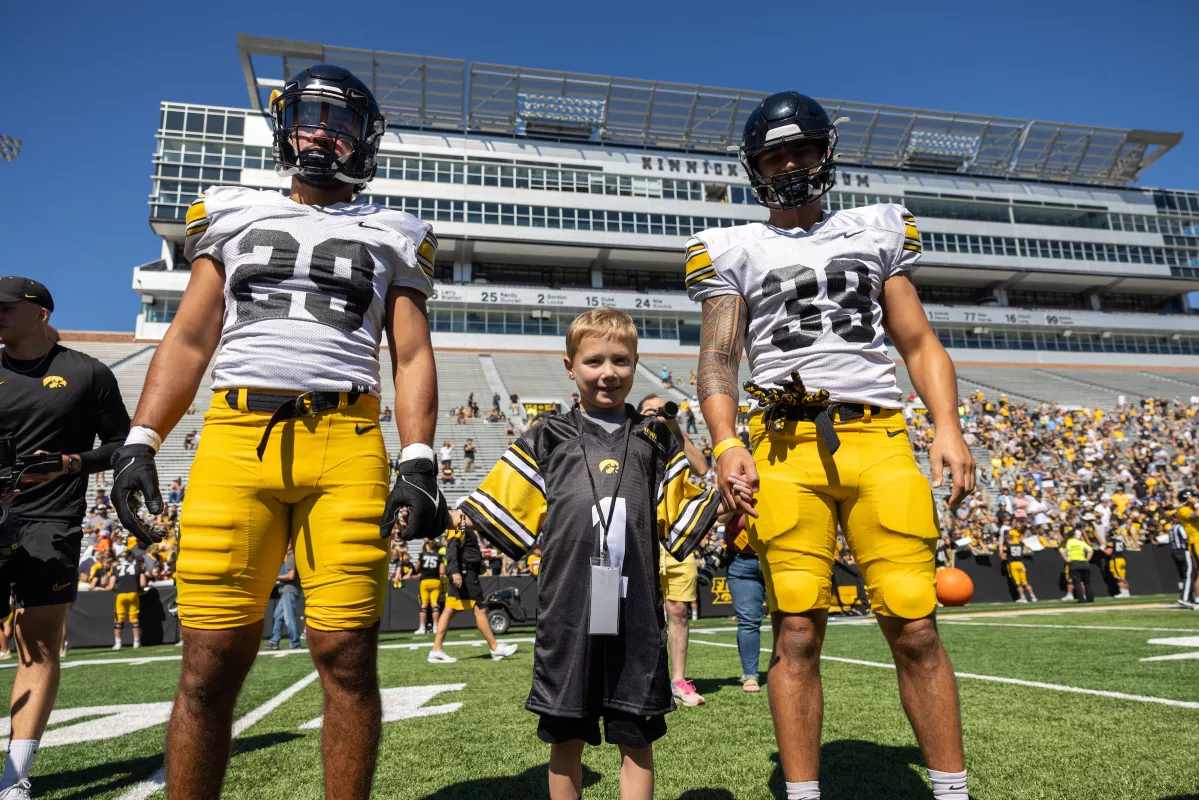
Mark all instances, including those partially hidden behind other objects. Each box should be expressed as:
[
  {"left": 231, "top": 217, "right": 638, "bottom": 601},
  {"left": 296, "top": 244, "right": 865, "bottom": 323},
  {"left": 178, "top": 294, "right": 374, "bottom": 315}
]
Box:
[
  {"left": 768, "top": 571, "right": 826, "bottom": 615},
  {"left": 773, "top": 616, "right": 823, "bottom": 665},
  {"left": 310, "top": 629, "right": 379, "bottom": 696},
  {"left": 888, "top": 619, "right": 943, "bottom": 667},
  {"left": 874, "top": 573, "right": 936, "bottom": 620}
]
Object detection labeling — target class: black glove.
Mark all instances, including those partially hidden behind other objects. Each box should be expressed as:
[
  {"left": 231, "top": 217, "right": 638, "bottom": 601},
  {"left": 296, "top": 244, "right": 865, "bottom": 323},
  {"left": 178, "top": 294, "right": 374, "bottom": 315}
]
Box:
[
  {"left": 381, "top": 458, "right": 448, "bottom": 541},
  {"left": 110, "top": 444, "right": 166, "bottom": 547}
]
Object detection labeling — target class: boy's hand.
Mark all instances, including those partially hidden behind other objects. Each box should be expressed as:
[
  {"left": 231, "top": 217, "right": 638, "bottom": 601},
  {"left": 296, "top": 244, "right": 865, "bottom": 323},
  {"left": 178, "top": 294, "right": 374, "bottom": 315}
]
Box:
[
  {"left": 452, "top": 573, "right": 463, "bottom": 588},
  {"left": 724, "top": 472, "right": 759, "bottom": 519}
]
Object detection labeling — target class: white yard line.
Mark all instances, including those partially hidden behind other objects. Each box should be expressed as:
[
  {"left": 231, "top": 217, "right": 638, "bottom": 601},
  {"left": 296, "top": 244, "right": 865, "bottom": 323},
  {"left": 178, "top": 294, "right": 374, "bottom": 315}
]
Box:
[
  {"left": 943, "top": 602, "right": 1171, "bottom": 620},
  {"left": 114, "top": 671, "right": 320, "bottom": 800},
  {"left": 939, "top": 621, "right": 1199, "bottom": 634},
  {"left": 13, "top": 635, "right": 536, "bottom": 670},
  {"left": 690, "top": 639, "right": 1199, "bottom": 710}
]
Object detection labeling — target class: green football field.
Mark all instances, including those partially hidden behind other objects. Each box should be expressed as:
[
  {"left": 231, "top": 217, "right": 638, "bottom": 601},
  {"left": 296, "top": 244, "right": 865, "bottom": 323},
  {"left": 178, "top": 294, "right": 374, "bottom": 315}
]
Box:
[{"left": 5, "top": 595, "right": 1199, "bottom": 799}]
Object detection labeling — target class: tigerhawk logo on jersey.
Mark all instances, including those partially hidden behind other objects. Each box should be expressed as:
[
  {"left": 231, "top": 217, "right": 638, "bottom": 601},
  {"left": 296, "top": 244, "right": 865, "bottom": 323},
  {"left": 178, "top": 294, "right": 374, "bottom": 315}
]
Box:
[
  {"left": 599, "top": 459, "right": 620, "bottom": 474},
  {"left": 42, "top": 376, "right": 66, "bottom": 389}
]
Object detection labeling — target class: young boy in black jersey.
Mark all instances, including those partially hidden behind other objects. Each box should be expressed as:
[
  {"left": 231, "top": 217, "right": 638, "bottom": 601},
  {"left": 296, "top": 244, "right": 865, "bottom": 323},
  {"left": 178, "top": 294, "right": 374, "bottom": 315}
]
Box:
[{"left": 450, "top": 308, "right": 746, "bottom": 800}]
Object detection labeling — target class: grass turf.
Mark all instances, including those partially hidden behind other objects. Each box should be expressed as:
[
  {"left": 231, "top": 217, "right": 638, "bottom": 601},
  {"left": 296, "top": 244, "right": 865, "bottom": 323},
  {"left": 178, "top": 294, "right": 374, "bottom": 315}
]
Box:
[{"left": 3, "top": 594, "right": 1198, "bottom": 799}]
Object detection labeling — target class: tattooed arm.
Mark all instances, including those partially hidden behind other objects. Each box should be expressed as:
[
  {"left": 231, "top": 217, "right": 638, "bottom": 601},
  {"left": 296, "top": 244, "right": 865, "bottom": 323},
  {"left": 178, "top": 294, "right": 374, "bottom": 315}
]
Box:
[{"left": 697, "top": 294, "right": 758, "bottom": 515}]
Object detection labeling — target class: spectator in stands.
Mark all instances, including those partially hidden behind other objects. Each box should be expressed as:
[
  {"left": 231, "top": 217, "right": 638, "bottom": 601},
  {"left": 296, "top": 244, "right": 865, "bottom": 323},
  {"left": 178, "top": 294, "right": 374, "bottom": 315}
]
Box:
[
  {"left": 440, "top": 463, "right": 456, "bottom": 486},
  {"left": 486, "top": 406, "right": 501, "bottom": 423},
  {"left": 380, "top": 406, "right": 392, "bottom": 423},
  {"left": 689, "top": 370, "right": 696, "bottom": 388},
  {"left": 570, "top": 391, "right": 580, "bottom": 408},
  {"left": 167, "top": 478, "right": 184, "bottom": 504},
  {"left": 456, "top": 408, "right": 468, "bottom": 425},
  {"left": 89, "top": 551, "right": 114, "bottom": 590},
  {"left": 508, "top": 391, "right": 519, "bottom": 407},
  {"left": 463, "top": 439, "right": 476, "bottom": 474},
  {"left": 660, "top": 365, "right": 670, "bottom": 387},
  {"left": 440, "top": 441, "right": 454, "bottom": 468},
  {"left": 267, "top": 544, "right": 301, "bottom": 651},
  {"left": 684, "top": 406, "right": 698, "bottom": 435},
  {"left": 700, "top": 436, "right": 713, "bottom": 470},
  {"left": 183, "top": 430, "right": 196, "bottom": 451},
  {"left": 507, "top": 400, "right": 522, "bottom": 419}
]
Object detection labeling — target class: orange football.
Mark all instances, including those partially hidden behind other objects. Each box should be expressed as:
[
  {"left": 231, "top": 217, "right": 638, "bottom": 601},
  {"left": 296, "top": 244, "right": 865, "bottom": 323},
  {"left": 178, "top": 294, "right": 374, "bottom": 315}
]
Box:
[{"left": 936, "top": 567, "right": 974, "bottom": 607}]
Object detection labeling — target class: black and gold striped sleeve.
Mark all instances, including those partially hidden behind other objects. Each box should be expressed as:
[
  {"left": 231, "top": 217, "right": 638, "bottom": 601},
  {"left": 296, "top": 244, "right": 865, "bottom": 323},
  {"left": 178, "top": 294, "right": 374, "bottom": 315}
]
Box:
[
  {"left": 894, "top": 206, "right": 923, "bottom": 273},
  {"left": 656, "top": 448, "right": 720, "bottom": 560},
  {"left": 683, "top": 236, "right": 715, "bottom": 290},
  {"left": 185, "top": 195, "right": 209, "bottom": 238},
  {"left": 461, "top": 439, "right": 545, "bottom": 560},
  {"left": 415, "top": 228, "right": 437, "bottom": 279}
]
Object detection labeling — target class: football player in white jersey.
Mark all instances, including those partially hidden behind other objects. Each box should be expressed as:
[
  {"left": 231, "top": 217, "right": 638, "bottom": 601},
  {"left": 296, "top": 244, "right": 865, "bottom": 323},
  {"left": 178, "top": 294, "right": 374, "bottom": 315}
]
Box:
[
  {"left": 110, "top": 65, "right": 447, "bottom": 799},
  {"left": 689, "top": 92, "right": 975, "bottom": 800}
]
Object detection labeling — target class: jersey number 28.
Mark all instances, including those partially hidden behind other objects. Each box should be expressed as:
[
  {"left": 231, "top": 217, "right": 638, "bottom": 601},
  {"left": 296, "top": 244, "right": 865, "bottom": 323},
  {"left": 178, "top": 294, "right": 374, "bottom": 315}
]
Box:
[
  {"left": 762, "top": 259, "right": 875, "bottom": 352},
  {"left": 230, "top": 229, "right": 375, "bottom": 333}
]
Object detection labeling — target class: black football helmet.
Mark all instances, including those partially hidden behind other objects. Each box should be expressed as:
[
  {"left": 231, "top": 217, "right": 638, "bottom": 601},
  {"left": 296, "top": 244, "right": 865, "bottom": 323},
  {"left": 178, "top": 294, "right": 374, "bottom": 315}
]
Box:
[
  {"left": 1179, "top": 488, "right": 1198, "bottom": 504},
  {"left": 737, "top": 91, "right": 845, "bottom": 210},
  {"left": 269, "top": 65, "right": 386, "bottom": 190}
]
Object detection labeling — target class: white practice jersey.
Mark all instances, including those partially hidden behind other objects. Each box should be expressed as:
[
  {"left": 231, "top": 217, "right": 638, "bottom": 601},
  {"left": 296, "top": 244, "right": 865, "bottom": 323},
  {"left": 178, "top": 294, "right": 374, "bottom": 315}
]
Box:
[
  {"left": 184, "top": 186, "right": 436, "bottom": 395},
  {"left": 685, "top": 203, "right": 922, "bottom": 408}
]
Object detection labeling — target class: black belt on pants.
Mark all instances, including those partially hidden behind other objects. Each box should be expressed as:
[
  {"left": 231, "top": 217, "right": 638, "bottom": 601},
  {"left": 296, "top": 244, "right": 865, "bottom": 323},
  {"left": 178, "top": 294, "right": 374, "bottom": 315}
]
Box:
[
  {"left": 767, "top": 403, "right": 886, "bottom": 455},
  {"left": 224, "top": 390, "right": 362, "bottom": 461}
]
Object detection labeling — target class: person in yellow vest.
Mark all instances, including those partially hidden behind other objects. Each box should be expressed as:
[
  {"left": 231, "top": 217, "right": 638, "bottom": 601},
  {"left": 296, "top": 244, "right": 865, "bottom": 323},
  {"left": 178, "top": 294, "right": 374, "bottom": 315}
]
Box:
[
  {"left": 1060, "top": 527, "right": 1094, "bottom": 603},
  {"left": 526, "top": 546, "right": 542, "bottom": 577}
]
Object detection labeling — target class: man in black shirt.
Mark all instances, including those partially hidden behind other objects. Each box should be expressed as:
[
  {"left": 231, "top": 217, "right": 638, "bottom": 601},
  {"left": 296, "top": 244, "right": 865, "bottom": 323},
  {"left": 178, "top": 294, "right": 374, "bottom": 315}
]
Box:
[
  {"left": 427, "top": 519, "right": 517, "bottom": 664},
  {"left": 0, "top": 277, "right": 129, "bottom": 796}
]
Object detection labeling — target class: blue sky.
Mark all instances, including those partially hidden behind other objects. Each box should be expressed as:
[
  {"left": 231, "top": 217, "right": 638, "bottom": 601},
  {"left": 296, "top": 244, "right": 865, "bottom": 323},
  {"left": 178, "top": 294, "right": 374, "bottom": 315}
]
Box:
[{"left": 1, "top": 0, "right": 1196, "bottom": 332}]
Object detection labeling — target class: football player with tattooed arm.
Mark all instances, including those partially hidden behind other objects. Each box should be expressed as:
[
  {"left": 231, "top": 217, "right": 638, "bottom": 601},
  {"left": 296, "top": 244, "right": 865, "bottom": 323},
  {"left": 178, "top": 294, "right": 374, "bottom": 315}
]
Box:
[
  {"left": 109, "top": 66, "right": 447, "bottom": 800},
  {"left": 689, "top": 93, "right": 974, "bottom": 800}
]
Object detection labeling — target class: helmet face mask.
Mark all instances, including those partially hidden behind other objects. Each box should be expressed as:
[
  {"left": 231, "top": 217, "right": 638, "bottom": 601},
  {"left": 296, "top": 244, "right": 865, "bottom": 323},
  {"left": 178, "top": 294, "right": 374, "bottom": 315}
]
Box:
[
  {"left": 270, "top": 65, "right": 386, "bottom": 192},
  {"left": 739, "top": 91, "right": 840, "bottom": 212}
]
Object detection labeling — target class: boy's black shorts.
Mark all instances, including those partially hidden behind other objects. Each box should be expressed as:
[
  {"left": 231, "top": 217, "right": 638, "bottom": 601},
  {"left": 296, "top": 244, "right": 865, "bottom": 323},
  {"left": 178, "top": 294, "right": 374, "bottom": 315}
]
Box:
[{"left": 537, "top": 710, "right": 667, "bottom": 749}]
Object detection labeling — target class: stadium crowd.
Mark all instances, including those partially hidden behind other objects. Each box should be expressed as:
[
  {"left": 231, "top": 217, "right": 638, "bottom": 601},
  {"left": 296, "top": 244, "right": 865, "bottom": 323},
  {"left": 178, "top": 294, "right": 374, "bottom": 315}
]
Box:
[{"left": 910, "top": 392, "right": 1198, "bottom": 556}]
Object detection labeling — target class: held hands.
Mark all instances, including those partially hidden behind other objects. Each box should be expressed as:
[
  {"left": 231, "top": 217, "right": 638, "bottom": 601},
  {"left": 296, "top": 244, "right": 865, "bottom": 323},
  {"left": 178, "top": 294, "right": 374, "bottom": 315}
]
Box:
[
  {"left": 716, "top": 446, "right": 758, "bottom": 521},
  {"left": 929, "top": 429, "right": 976, "bottom": 509},
  {"left": 110, "top": 445, "right": 167, "bottom": 546},
  {"left": 381, "top": 458, "right": 449, "bottom": 540}
]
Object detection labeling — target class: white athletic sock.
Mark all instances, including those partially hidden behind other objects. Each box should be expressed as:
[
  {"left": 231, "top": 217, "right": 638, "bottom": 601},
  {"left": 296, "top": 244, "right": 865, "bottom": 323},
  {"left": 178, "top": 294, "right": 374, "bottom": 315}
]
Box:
[
  {"left": 0, "top": 739, "right": 38, "bottom": 789},
  {"left": 785, "top": 780, "right": 820, "bottom": 800},
  {"left": 928, "top": 768, "right": 968, "bottom": 800}
]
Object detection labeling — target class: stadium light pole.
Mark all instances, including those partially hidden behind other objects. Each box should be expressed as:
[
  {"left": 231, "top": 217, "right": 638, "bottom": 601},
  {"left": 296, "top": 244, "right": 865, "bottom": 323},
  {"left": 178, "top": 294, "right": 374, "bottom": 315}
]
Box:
[{"left": 0, "top": 136, "right": 21, "bottom": 162}]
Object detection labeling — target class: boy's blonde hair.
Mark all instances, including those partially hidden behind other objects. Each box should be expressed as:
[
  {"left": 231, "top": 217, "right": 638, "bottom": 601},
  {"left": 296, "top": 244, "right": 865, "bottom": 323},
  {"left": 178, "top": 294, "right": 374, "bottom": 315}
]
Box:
[{"left": 565, "top": 308, "right": 638, "bottom": 359}]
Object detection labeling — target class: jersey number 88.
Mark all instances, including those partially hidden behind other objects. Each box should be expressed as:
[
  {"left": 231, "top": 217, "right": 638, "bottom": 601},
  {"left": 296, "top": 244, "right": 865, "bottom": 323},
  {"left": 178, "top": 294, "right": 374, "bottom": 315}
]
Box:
[{"left": 762, "top": 259, "right": 875, "bottom": 352}]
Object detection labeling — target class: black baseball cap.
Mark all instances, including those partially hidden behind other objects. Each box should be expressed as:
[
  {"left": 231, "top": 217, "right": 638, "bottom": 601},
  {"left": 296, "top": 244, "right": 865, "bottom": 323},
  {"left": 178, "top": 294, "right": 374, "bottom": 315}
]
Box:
[{"left": 0, "top": 277, "right": 53, "bottom": 311}]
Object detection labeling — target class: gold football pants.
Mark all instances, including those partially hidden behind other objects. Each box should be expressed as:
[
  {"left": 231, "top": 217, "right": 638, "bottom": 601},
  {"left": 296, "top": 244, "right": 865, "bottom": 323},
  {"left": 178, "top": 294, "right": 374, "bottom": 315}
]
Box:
[
  {"left": 176, "top": 390, "right": 390, "bottom": 631},
  {"left": 747, "top": 409, "right": 938, "bottom": 619}
]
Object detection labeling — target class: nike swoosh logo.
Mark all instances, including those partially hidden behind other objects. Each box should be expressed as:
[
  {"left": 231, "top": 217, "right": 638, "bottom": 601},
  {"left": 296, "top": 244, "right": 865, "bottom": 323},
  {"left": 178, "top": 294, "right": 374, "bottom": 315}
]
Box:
[
  {"left": 355, "top": 424, "right": 377, "bottom": 435},
  {"left": 52, "top": 582, "right": 71, "bottom": 591},
  {"left": 114, "top": 458, "right": 137, "bottom": 480},
  {"left": 358, "top": 221, "right": 388, "bottom": 232},
  {"left": 402, "top": 476, "right": 442, "bottom": 505},
  {"left": 843, "top": 229, "right": 864, "bottom": 238},
  {"left": 886, "top": 429, "right": 904, "bottom": 437}
]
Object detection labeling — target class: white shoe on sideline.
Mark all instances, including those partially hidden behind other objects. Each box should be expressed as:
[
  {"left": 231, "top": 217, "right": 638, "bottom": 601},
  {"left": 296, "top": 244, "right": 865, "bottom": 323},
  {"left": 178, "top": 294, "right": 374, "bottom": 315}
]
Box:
[
  {"left": 427, "top": 650, "right": 457, "bottom": 664},
  {"left": 1015, "top": 597, "right": 1027, "bottom": 603},
  {"left": 133, "top": 640, "right": 141, "bottom": 649},
  {"left": 413, "top": 626, "right": 426, "bottom": 635},
  {"left": 111, "top": 642, "right": 122, "bottom": 651},
  {"left": 0, "top": 779, "right": 32, "bottom": 799},
  {"left": 491, "top": 643, "right": 518, "bottom": 661}
]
